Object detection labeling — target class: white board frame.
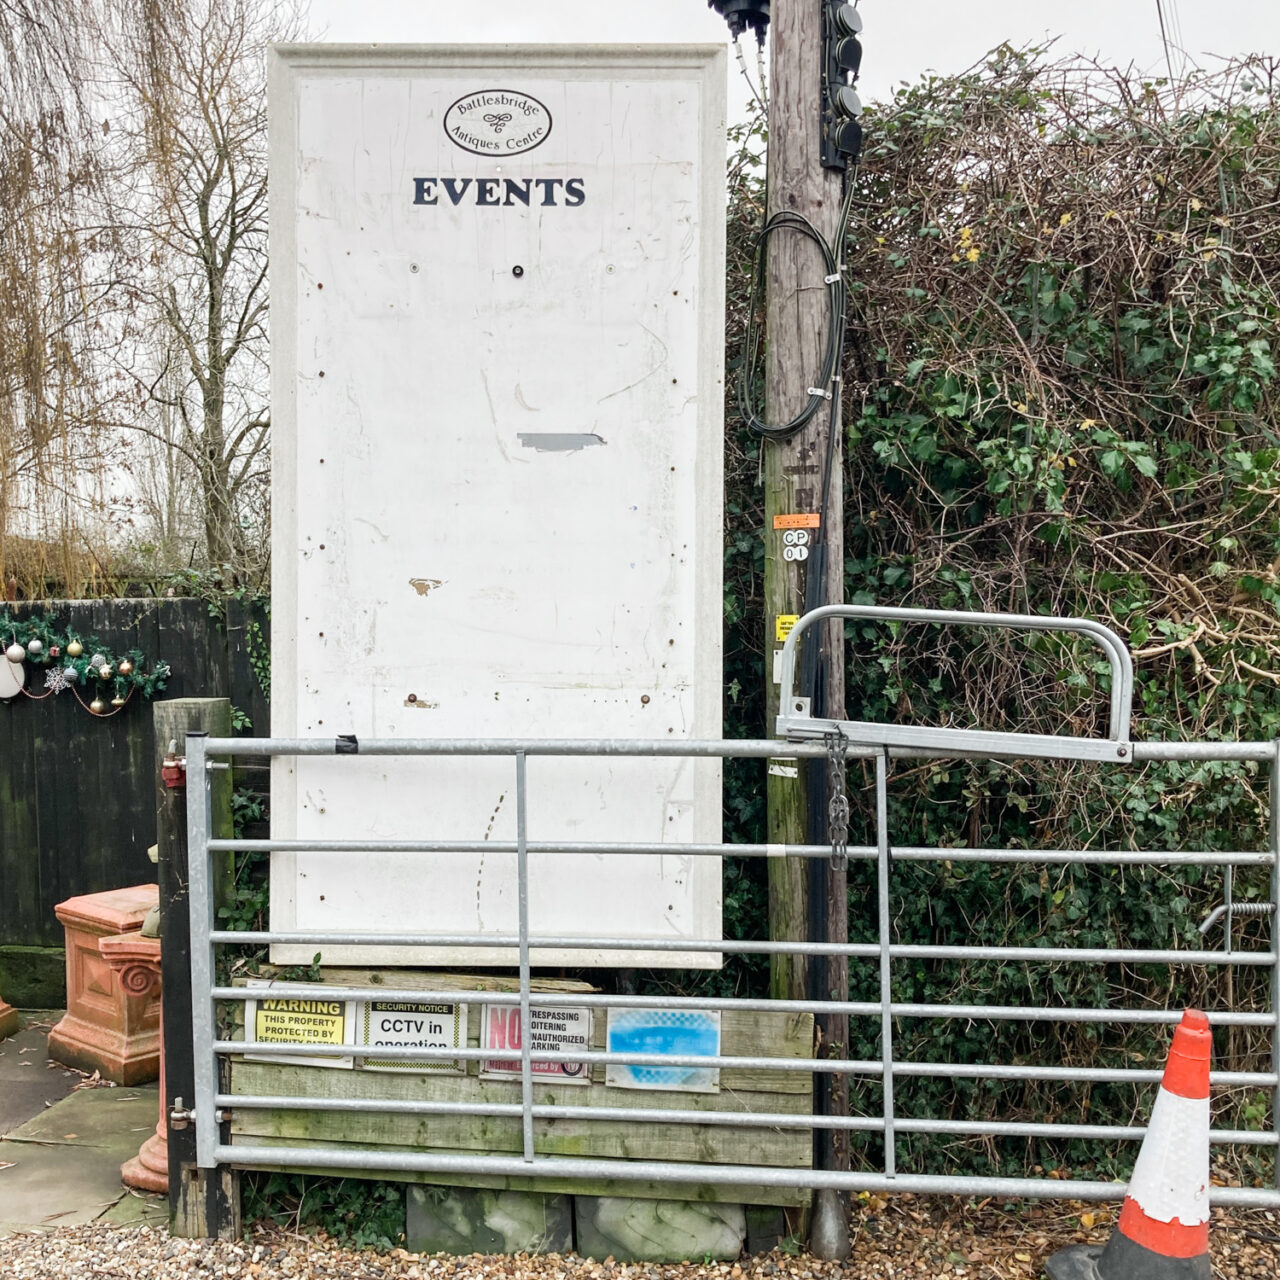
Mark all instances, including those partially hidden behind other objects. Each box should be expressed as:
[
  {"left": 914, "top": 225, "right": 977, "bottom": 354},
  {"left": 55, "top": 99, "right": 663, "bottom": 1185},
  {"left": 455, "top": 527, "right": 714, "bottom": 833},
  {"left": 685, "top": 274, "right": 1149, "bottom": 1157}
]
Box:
[{"left": 268, "top": 45, "right": 727, "bottom": 968}]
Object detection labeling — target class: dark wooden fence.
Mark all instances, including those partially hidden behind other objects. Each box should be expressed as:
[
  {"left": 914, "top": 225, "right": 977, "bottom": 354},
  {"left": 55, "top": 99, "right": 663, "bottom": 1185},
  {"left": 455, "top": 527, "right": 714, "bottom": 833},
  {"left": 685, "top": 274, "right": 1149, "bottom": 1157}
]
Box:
[{"left": 0, "top": 597, "right": 268, "bottom": 999}]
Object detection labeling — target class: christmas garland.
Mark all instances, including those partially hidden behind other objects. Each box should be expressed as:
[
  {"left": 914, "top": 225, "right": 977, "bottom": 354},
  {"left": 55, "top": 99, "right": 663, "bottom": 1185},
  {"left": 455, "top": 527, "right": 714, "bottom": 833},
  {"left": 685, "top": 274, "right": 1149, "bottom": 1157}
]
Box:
[{"left": 1, "top": 610, "right": 172, "bottom": 716}]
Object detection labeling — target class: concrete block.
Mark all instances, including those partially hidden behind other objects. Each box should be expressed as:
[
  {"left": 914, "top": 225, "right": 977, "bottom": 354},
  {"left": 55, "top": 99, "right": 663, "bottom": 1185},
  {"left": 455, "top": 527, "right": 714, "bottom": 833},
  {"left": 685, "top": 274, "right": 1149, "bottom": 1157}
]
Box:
[
  {"left": 745, "top": 1204, "right": 787, "bottom": 1255},
  {"left": 406, "top": 1186, "right": 572, "bottom": 1255},
  {"left": 574, "top": 1196, "right": 745, "bottom": 1262}
]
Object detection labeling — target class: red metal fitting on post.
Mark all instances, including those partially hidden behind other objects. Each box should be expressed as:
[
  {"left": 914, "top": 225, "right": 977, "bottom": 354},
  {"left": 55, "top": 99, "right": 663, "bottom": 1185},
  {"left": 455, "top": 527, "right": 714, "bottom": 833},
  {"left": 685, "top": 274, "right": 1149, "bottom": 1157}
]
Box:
[{"left": 161, "top": 750, "right": 187, "bottom": 789}]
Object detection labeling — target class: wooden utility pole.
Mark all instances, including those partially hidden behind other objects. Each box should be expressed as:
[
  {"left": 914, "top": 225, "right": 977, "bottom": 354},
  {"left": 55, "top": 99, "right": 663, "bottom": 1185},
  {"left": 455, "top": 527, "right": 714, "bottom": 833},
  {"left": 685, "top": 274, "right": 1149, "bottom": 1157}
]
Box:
[
  {"left": 763, "top": 0, "right": 847, "bottom": 1003},
  {"left": 761, "top": 1, "right": 852, "bottom": 1251}
]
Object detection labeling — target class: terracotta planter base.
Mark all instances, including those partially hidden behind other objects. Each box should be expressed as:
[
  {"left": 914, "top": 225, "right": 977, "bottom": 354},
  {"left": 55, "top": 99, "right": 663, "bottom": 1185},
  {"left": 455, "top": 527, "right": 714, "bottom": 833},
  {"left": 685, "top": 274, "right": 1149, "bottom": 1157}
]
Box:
[
  {"left": 48, "top": 885, "right": 160, "bottom": 1084},
  {"left": 99, "top": 931, "right": 168, "bottom": 1195},
  {"left": 0, "top": 998, "right": 17, "bottom": 1040},
  {"left": 121, "top": 1131, "right": 169, "bottom": 1194}
]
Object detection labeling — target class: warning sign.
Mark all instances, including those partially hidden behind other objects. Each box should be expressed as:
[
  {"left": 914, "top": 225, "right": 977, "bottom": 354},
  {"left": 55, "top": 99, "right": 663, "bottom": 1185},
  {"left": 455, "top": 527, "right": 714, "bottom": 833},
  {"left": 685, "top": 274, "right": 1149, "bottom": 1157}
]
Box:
[
  {"left": 243, "top": 985, "right": 353, "bottom": 1069},
  {"left": 481, "top": 1004, "right": 592, "bottom": 1084},
  {"left": 359, "top": 999, "right": 467, "bottom": 1074},
  {"left": 775, "top": 614, "right": 800, "bottom": 642},
  {"left": 254, "top": 997, "right": 346, "bottom": 1044}
]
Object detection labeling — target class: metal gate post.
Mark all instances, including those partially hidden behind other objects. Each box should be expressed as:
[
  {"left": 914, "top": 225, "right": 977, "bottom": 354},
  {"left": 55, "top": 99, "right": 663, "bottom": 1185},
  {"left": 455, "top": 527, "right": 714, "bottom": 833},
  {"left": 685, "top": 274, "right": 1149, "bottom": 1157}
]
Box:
[
  {"left": 1272, "top": 743, "right": 1280, "bottom": 1191},
  {"left": 516, "top": 751, "right": 534, "bottom": 1163},
  {"left": 876, "top": 751, "right": 896, "bottom": 1177},
  {"left": 186, "top": 730, "right": 218, "bottom": 1171}
]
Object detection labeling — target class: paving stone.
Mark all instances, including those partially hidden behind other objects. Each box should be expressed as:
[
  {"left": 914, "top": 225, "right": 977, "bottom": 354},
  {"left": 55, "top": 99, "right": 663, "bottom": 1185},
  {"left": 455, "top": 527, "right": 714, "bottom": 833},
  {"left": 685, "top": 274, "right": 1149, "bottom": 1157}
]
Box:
[
  {"left": 0, "top": 1084, "right": 159, "bottom": 1234},
  {"left": 0, "top": 1025, "right": 82, "bottom": 1138}
]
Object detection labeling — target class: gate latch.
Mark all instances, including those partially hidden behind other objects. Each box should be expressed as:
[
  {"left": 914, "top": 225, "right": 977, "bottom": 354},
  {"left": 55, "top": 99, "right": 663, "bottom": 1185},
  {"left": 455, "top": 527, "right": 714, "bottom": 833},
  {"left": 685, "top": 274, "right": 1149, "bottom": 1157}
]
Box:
[{"left": 1198, "top": 901, "right": 1276, "bottom": 936}]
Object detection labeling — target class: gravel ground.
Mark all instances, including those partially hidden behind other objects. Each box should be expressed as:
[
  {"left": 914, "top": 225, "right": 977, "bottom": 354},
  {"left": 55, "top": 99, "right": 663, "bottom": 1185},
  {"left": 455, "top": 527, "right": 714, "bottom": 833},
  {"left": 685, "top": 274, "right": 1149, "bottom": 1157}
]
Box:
[{"left": 1, "top": 1196, "right": 1278, "bottom": 1279}]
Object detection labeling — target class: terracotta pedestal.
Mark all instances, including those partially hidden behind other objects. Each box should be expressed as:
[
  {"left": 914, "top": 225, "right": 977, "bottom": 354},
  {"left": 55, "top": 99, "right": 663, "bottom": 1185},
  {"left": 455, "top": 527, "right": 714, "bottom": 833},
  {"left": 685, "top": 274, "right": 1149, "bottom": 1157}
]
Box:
[
  {"left": 99, "top": 931, "right": 167, "bottom": 1193},
  {"left": 0, "top": 996, "right": 17, "bottom": 1039},
  {"left": 48, "top": 884, "right": 161, "bottom": 1083}
]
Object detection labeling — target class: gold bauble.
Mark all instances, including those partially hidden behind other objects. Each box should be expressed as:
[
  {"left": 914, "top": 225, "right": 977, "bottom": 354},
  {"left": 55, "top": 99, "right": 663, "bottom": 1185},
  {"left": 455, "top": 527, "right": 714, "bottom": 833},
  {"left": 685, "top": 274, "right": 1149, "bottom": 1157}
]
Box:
[
  {"left": 117, "top": 658, "right": 134, "bottom": 676},
  {"left": 89, "top": 697, "right": 106, "bottom": 714},
  {"left": 110, "top": 695, "right": 126, "bottom": 707},
  {"left": 66, "top": 640, "right": 83, "bottom": 657},
  {"left": 98, "top": 664, "right": 113, "bottom": 680}
]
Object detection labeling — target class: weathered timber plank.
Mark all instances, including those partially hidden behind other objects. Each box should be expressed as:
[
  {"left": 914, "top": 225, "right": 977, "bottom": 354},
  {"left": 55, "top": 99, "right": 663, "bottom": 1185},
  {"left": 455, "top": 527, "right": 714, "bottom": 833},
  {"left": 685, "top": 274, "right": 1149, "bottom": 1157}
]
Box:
[
  {"left": 229, "top": 1105, "right": 810, "bottom": 1168},
  {"left": 288, "top": 968, "right": 599, "bottom": 995},
  {"left": 228, "top": 1061, "right": 810, "bottom": 1116},
  {"left": 228, "top": 1060, "right": 811, "bottom": 1168},
  {"left": 225, "top": 1136, "right": 814, "bottom": 1208}
]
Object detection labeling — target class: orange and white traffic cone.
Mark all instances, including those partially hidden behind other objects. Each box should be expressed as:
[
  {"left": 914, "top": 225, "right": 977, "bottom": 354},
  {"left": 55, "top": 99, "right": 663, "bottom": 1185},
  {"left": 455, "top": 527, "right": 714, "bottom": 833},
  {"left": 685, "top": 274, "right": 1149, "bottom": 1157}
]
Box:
[{"left": 1045, "top": 1009, "right": 1212, "bottom": 1280}]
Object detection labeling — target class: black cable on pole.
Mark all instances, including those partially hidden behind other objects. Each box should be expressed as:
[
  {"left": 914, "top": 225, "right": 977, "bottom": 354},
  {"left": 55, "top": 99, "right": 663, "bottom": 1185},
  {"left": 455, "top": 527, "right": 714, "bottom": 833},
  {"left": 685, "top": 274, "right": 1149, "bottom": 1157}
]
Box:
[{"left": 737, "top": 202, "right": 848, "bottom": 442}]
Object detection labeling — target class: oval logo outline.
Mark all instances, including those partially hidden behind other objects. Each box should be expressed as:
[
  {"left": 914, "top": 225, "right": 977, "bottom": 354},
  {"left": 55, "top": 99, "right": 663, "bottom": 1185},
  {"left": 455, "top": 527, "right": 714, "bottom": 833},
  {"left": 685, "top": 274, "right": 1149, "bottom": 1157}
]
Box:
[{"left": 443, "top": 89, "right": 553, "bottom": 158}]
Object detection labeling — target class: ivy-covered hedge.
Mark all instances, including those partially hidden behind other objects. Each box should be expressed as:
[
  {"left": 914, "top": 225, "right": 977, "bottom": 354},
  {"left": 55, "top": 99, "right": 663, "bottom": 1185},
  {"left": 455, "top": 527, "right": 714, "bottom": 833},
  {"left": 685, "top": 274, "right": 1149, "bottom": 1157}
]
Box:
[{"left": 718, "top": 50, "right": 1280, "bottom": 1185}]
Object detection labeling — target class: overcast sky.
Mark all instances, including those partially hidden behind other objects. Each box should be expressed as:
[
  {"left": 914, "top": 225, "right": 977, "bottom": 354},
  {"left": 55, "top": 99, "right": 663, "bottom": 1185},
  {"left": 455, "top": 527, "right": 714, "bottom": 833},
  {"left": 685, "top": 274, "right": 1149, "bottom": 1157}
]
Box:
[{"left": 306, "top": 0, "right": 1280, "bottom": 109}]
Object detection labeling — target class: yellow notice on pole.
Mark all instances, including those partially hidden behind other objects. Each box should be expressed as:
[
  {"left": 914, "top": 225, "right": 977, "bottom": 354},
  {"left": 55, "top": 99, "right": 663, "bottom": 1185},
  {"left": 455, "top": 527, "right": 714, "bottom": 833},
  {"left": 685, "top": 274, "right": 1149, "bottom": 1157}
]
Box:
[{"left": 775, "top": 614, "right": 800, "bottom": 642}]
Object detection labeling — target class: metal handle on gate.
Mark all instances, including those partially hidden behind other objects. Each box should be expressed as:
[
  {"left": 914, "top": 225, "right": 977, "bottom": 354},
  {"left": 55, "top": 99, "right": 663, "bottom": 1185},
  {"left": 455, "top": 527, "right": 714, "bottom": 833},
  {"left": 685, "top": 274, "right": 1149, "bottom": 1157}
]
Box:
[{"left": 775, "top": 605, "right": 1134, "bottom": 761}]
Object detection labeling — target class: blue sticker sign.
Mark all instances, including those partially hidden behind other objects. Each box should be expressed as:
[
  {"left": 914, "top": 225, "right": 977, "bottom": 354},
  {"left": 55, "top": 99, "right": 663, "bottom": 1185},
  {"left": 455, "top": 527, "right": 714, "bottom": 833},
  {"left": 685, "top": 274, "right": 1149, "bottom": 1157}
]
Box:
[{"left": 605, "top": 1009, "right": 721, "bottom": 1093}]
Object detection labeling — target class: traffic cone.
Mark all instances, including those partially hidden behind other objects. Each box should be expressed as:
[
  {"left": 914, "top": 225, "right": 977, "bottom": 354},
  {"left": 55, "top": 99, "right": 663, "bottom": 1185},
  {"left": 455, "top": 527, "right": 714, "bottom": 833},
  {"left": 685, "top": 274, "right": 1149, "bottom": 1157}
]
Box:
[{"left": 1045, "top": 1009, "right": 1212, "bottom": 1280}]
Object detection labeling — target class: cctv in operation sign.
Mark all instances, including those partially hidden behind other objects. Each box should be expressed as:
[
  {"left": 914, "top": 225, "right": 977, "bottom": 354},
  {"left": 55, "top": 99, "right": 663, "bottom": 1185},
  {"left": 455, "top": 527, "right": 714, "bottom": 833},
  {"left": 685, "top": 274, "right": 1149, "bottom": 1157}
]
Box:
[{"left": 268, "top": 46, "right": 727, "bottom": 968}]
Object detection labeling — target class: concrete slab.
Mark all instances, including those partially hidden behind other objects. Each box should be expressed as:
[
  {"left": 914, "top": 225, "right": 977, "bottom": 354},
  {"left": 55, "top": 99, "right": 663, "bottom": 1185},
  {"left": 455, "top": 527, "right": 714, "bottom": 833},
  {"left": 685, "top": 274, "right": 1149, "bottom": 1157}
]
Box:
[
  {"left": 0, "top": 1023, "right": 82, "bottom": 1137},
  {"left": 0, "top": 1083, "right": 160, "bottom": 1234}
]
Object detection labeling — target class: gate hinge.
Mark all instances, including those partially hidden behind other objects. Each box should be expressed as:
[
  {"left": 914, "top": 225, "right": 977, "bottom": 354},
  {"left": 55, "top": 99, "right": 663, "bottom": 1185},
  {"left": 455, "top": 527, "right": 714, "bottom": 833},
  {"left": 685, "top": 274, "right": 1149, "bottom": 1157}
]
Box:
[{"left": 169, "top": 1096, "right": 194, "bottom": 1129}]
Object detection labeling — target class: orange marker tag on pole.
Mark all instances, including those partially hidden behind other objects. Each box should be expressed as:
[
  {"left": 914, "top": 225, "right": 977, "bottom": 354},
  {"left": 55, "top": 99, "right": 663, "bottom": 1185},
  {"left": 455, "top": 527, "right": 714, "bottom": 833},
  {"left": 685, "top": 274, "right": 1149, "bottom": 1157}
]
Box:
[{"left": 773, "top": 513, "right": 821, "bottom": 530}]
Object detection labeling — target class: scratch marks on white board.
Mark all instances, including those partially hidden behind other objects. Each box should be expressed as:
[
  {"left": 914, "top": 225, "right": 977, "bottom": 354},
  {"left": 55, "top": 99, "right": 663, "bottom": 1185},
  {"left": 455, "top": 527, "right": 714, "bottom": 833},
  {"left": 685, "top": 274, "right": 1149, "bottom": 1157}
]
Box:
[
  {"left": 409, "top": 577, "right": 443, "bottom": 596},
  {"left": 354, "top": 517, "right": 390, "bottom": 542},
  {"left": 597, "top": 321, "right": 670, "bottom": 403},
  {"left": 477, "top": 792, "right": 506, "bottom": 929}
]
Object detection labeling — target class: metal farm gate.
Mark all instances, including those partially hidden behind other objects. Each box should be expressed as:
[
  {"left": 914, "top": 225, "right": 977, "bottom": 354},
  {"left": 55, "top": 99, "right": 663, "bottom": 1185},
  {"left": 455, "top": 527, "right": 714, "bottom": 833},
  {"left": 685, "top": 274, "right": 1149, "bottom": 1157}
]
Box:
[{"left": 184, "top": 608, "right": 1280, "bottom": 1207}]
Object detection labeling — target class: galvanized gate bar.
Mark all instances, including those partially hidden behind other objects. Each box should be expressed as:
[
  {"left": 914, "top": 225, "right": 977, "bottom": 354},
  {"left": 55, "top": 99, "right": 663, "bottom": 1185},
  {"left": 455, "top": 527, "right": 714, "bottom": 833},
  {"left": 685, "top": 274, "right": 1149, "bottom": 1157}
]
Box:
[
  {"left": 207, "top": 1037, "right": 1276, "bottom": 1087},
  {"left": 875, "top": 752, "right": 896, "bottom": 1178},
  {"left": 197, "top": 736, "right": 1280, "bottom": 763},
  {"left": 203, "top": 983, "right": 1280, "bottom": 1025},
  {"left": 515, "top": 751, "right": 534, "bottom": 1163},
  {"left": 185, "top": 727, "right": 1280, "bottom": 1206},
  {"left": 774, "top": 605, "right": 1134, "bottom": 754},
  {"left": 207, "top": 839, "right": 1275, "bottom": 866},
  {"left": 211, "top": 1092, "right": 1279, "bottom": 1146},
  {"left": 214, "top": 1143, "right": 1280, "bottom": 1206},
  {"left": 187, "top": 731, "right": 217, "bottom": 1171},
  {"left": 201, "top": 931, "right": 1277, "bottom": 965},
  {"left": 1273, "top": 742, "right": 1280, "bottom": 1190}
]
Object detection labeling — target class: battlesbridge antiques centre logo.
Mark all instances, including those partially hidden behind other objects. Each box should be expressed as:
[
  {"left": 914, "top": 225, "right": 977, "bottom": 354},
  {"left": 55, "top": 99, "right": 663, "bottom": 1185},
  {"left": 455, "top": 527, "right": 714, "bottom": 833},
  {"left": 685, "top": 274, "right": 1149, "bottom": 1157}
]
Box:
[{"left": 444, "top": 89, "right": 552, "bottom": 156}]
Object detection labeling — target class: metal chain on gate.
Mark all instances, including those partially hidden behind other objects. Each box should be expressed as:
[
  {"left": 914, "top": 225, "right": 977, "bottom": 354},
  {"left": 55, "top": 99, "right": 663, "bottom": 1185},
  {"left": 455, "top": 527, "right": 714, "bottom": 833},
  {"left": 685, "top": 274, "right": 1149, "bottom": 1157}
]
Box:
[{"left": 825, "top": 730, "right": 850, "bottom": 870}]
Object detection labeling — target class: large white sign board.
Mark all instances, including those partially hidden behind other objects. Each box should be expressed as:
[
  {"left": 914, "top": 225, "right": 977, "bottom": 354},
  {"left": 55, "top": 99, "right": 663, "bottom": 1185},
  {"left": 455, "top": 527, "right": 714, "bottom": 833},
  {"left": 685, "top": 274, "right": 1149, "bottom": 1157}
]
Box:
[{"left": 269, "top": 46, "right": 726, "bottom": 967}]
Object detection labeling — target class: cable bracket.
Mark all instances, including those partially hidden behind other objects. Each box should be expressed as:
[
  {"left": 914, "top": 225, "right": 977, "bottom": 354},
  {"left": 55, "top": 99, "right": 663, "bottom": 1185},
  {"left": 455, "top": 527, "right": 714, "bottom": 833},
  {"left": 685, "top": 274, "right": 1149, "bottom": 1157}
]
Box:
[{"left": 807, "top": 386, "right": 834, "bottom": 400}]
